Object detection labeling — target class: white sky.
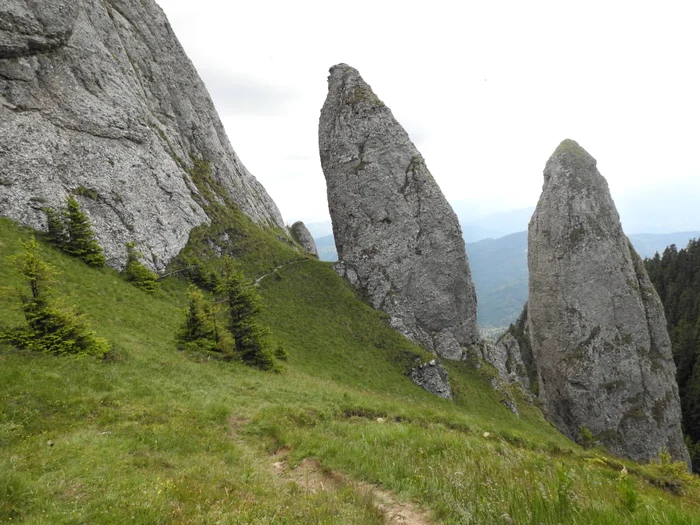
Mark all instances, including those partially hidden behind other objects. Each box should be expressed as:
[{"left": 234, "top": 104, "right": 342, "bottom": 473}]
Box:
[{"left": 156, "top": 0, "right": 700, "bottom": 226}]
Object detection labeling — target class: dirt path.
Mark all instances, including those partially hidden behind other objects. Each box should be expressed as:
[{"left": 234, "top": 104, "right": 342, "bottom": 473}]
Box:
[
  {"left": 253, "top": 259, "right": 308, "bottom": 286},
  {"left": 270, "top": 447, "right": 433, "bottom": 525}
]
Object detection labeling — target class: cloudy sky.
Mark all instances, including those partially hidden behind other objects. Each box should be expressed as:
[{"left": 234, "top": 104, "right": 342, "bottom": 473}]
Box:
[{"left": 156, "top": 0, "right": 700, "bottom": 227}]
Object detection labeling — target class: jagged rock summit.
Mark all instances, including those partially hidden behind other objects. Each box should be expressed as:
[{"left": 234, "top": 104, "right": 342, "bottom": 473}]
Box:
[
  {"left": 319, "top": 64, "right": 478, "bottom": 359},
  {"left": 528, "top": 139, "right": 689, "bottom": 465},
  {"left": 0, "top": 0, "right": 284, "bottom": 269}
]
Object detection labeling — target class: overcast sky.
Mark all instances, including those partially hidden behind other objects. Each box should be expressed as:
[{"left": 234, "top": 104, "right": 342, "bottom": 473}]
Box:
[{"left": 156, "top": 0, "right": 700, "bottom": 226}]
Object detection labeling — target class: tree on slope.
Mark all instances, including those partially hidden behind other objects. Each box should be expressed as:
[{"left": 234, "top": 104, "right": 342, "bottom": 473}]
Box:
[
  {"left": 63, "top": 196, "right": 106, "bottom": 267},
  {"left": 216, "top": 257, "right": 274, "bottom": 370},
  {"left": 44, "top": 196, "right": 105, "bottom": 267},
  {"left": 0, "top": 238, "right": 109, "bottom": 356}
]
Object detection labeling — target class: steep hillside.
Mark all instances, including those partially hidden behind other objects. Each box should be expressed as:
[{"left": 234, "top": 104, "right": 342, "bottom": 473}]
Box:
[{"left": 1, "top": 218, "right": 699, "bottom": 524}]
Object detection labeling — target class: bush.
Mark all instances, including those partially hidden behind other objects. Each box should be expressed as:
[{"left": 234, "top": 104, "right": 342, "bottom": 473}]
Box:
[{"left": 122, "top": 242, "right": 159, "bottom": 293}]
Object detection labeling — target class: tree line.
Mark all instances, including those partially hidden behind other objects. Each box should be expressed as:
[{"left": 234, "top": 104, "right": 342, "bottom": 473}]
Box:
[{"left": 645, "top": 239, "right": 700, "bottom": 472}]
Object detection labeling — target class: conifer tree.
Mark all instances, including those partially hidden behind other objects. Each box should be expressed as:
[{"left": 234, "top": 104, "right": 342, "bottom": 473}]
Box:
[
  {"left": 176, "top": 285, "right": 234, "bottom": 358},
  {"left": 44, "top": 207, "right": 67, "bottom": 246},
  {"left": 0, "top": 238, "right": 109, "bottom": 356},
  {"left": 63, "top": 196, "right": 106, "bottom": 267},
  {"left": 216, "top": 257, "right": 274, "bottom": 370},
  {"left": 122, "top": 242, "right": 159, "bottom": 293}
]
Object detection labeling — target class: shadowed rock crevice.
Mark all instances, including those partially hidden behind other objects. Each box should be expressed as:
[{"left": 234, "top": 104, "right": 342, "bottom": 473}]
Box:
[
  {"left": 319, "top": 64, "right": 478, "bottom": 361},
  {"left": 527, "top": 139, "right": 689, "bottom": 466}
]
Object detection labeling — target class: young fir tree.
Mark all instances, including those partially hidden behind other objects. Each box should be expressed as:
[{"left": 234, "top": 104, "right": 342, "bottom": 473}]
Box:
[
  {"left": 176, "top": 285, "right": 234, "bottom": 358},
  {"left": 63, "top": 196, "right": 106, "bottom": 267},
  {"left": 44, "top": 207, "right": 67, "bottom": 246},
  {"left": 216, "top": 257, "right": 274, "bottom": 370},
  {"left": 122, "top": 242, "right": 159, "bottom": 293},
  {"left": 0, "top": 238, "right": 109, "bottom": 356}
]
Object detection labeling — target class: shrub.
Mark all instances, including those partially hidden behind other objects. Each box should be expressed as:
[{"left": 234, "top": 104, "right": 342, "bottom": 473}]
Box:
[{"left": 122, "top": 242, "right": 159, "bottom": 293}]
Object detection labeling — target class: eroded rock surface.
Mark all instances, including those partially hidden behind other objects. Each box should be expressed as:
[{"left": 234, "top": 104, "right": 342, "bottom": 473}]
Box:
[
  {"left": 319, "top": 64, "right": 478, "bottom": 359},
  {"left": 290, "top": 221, "right": 318, "bottom": 257},
  {"left": 410, "top": 360, "right": 453, "bottom": 400},
  {"left": 0, "top": 0, "right": 284, "bottom": 270},
  {"left": 528, "top": 139, "right": 689, "bottom": 465}
]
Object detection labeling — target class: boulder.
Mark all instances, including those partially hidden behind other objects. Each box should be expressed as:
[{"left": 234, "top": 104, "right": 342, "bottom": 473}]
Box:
[
  {"left": 528, "top": 139, "right": 689, "bottom": 465},
  {"left": 290, "top": 221, "right": 318, "bottom": 257},
  {"left": 319, "top": 64, "right": 478, "bottom": 359}
]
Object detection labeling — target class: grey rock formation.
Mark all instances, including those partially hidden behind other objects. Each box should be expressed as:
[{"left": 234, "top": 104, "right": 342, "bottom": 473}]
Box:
[
  {"left": 0, "top": 0, "right": 284, "bottom": 270},
  {"left": 290, "top": 221, "right": 318, "bottom": 257},
  {"left": 488, "top": 334, "right": 531, "bottom": 393},
  {"left": 319, "top": 64, "right": 478, "bottom": 359},
  {"left": 528, "top": 139, "right": 689, "bottom": 465},
  {"left": 410, "top": 360, "right": 453, "bottom": 400}
]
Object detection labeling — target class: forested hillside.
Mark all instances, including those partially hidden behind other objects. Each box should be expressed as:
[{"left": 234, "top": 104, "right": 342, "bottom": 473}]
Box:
[{"left": 646, "top": 239, "right": 700, "bottom": 472}]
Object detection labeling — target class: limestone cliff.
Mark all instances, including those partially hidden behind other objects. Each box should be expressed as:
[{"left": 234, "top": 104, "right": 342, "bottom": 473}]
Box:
[
  {"left": 319, "top": 64, "right": 479, "bottom": 360},
  {"left": 0, "top": 0, "right": 284, "bottom": 270},
  {"left": 528, "top": 139, "right": 689, "bottom": 465}
]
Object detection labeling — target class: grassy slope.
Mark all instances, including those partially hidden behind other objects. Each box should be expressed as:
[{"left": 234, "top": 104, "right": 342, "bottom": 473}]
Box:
[{"left": 1, "top": 217, "right": 699, "bottom": 524}]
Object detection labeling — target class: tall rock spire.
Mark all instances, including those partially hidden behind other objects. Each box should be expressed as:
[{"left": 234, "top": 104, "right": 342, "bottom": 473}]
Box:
[
  {"left": 319, "top": 64, "right": 478, "bottom": 359},
  {"left": 528, "top": 139, "right": 689, "bottom": 465}
]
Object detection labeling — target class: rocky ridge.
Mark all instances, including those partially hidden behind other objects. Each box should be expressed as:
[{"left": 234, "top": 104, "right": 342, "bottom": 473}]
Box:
[
  {"left": 319, "top": 64, "right": 479, "bottom": 360},
  {"left": 0, "top": 0, "right": 284, "bottom": 270},
  {"left": 527, "top": 139, "right": 689, "bottom": 465}
]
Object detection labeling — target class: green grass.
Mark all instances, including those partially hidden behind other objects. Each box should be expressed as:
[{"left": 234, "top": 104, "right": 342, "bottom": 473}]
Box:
[{"left": 1, "top": 217, "right": 699, "bottom": 524}]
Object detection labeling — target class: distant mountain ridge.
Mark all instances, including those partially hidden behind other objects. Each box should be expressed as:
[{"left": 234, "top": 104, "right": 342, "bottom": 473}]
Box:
[{"left": 314, "top": 229, "right": 700, "bottom": 329}]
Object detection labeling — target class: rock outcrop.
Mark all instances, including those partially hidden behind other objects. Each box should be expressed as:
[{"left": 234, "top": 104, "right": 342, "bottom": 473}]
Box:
[
  {"left": 0, "top": 0, "right": 284, "bottom": 270},
  {"left": 410, "top": 360, "right": 453, "bottom": 400},
  {"left": 319, "top": 64, "right": 478, "bottom": 359},
  {"left": 290, "top": 221, "right": 318, "bottom": 257},
  {"left": 528, "top": 139, "right": 689, "bottom": 465}
]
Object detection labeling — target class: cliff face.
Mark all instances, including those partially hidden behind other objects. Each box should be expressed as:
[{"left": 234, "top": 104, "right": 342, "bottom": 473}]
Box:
[
  {"left": 528, "top": 139, "right": 689, "bottom": 465},
  {"left": 0, "top": 0, "right": 284, "bottom": 269},
  {"left": 319, "top": 64, "right": 478, "bottom": 359}
]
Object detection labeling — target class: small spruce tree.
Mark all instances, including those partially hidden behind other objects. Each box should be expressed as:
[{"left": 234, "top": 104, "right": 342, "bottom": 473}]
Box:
[
  {"left": 216, "top": 257, "right": 274, "bottom": 370},
  {"left": 63, "top": 196, "right": 106, "bottom": 267},
  {"left": 177, "top": 285, "right": 234, "bottom": 358},
  {"left": 0, "top": 238, "right": 109, "bottom": 356},
  {"left": 44, "top": 207, "right": 67, "bottom": 246},
  {"left": 122, "top": 242, "right": 159, "bottom": 293}
]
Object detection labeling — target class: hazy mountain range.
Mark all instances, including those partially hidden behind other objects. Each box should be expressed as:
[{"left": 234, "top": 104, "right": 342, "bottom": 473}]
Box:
[{"left": 311, "top": 196, "right": 700, "bottom": 330}]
